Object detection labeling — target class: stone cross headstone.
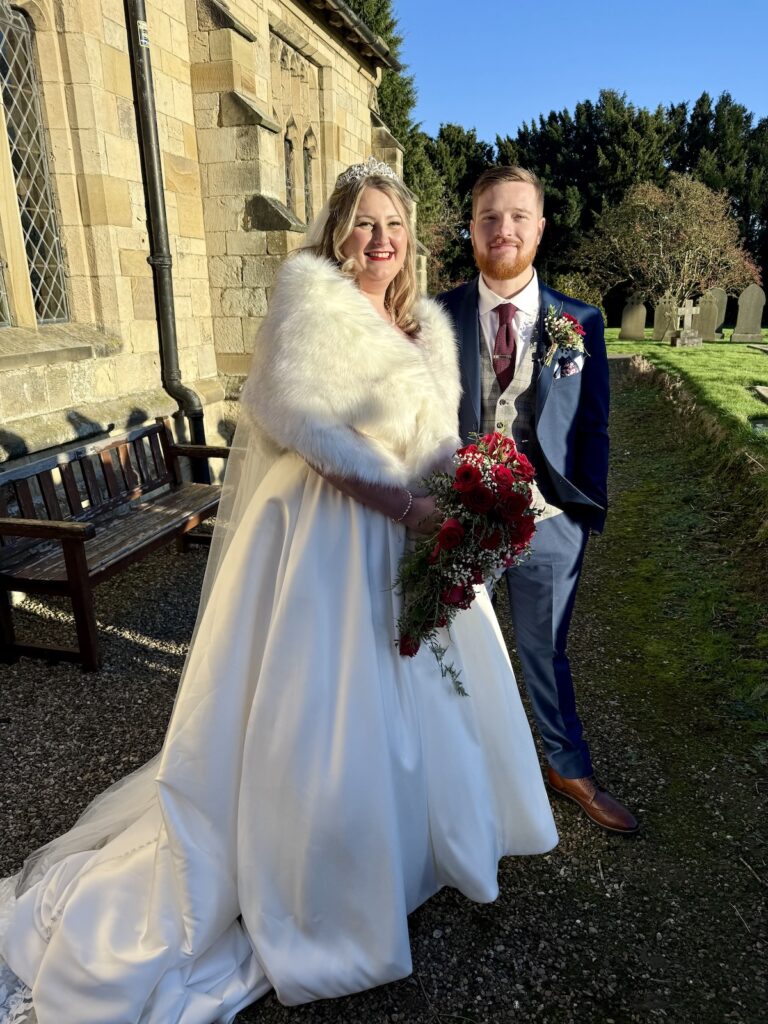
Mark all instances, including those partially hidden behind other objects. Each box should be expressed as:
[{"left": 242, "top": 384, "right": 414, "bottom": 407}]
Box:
[
  {"left": 696, "top": 291, "right": 719, "bottom": 342},
  {"left": 731, "top": 283, "right": 765, "bottom": 342},
  {"left": 710, "top": 287, "right": 727, "bottom": 338},
  {"left": 653, "top": 292, "right": 676, "bottom": 341},
  {"left": 619, "top": 293, "right": 647, "bottom": 341},
  {"left": 671, "top": 298, "right": 702, "bottom": 347}
]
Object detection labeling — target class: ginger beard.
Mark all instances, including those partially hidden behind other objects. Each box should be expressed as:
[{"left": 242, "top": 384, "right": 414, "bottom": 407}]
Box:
[{"left": 473, "top": 235, "right": 539, "bottom": 282}]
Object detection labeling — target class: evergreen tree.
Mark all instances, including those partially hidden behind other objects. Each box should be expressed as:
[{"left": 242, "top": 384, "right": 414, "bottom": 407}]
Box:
[
  {"left": 424, "top": 124, "right": 495, "bottom": 286},
  {"left": 497, "top": 90, "right": 670, "bottom": 277}
]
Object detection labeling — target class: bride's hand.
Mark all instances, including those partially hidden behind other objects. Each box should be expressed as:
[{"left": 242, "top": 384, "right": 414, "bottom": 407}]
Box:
[
  {"left": 403, "top": 495, "right": 439, "bottom": 536},
  {"left": 314, "top": 468, "right": 438, "bottom": 535}
]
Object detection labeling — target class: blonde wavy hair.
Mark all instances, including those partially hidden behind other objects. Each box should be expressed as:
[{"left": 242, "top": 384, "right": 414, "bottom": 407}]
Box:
[{"left": 311, "top": 173, "right": 420, "bottom": 336}]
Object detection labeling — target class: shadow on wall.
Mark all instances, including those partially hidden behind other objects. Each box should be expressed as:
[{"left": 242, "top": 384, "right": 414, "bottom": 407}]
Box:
[
  {"left": 0, "top": 429, "right": 29, "bottom": 462},
  {"left": 0, "top": 407, "right": 155, "bottom": 467}
]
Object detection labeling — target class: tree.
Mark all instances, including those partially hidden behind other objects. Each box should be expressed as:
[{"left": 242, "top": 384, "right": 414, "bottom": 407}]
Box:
[
  {"left": 548, "top": 273, "right": 606, "bottom": 325},
  {"left": 423, "top": 124, "right": 494, "bottom": 286},
  {"left": 575, "top": 174, "right": 761, "bottom": 308}
]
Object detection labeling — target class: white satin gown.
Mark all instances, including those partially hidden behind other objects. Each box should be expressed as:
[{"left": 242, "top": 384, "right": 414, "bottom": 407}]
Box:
[{"left": 0, "top": 453, "right": 557, "bottom": 1024}]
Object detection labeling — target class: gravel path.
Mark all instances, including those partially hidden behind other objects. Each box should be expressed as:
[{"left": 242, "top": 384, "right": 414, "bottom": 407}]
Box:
[{"left": 1, "top": 361, "right": 765, "bottom": 1023}]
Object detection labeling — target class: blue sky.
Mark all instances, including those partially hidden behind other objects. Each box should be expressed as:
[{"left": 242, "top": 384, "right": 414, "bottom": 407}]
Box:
[{"left": 392, "top": 0, "right": 768, "bottom": 143}]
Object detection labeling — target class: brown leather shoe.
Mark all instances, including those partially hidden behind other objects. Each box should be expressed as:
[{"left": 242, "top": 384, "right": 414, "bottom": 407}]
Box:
[{"left": 546, "top": 767, "right": 639, "bottom": 834}]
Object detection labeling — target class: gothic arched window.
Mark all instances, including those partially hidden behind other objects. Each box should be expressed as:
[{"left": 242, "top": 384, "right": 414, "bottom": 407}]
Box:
[
  {"left": 303, "top": 131, "right": 315, "bottom": 223},
  {"left": 0, "top": 2, "right": 68, "bottom": 324},
  {"left": 301, "top": 137, "right": 313, "bottom": 223},
  {"left": 284, "top": 133, "right": 295, "bottom": 215}
]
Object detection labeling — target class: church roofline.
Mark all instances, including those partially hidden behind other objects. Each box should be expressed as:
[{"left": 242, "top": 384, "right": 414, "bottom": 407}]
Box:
[{"left": 303, "top": 0, "right": 398, "bottom": 70}]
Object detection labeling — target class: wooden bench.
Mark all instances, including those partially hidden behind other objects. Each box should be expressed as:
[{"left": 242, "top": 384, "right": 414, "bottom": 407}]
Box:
[{"left": 0, "top": 419, "right": 229, "bottom": 671}]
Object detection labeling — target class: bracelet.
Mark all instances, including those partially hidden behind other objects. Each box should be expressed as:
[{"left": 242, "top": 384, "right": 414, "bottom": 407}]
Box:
[{"left": 391, "top": 489, "right": 413, "bottom": 523}]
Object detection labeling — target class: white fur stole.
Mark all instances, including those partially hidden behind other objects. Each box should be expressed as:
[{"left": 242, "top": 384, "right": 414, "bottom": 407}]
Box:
[{"left": 240, "top": 252, "right": 461, "bottom": 488}]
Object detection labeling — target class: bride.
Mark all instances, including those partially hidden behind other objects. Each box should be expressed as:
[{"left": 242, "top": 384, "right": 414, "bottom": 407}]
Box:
[{"left": 0, "top": 158, "right": 557, "bottom": 1024}]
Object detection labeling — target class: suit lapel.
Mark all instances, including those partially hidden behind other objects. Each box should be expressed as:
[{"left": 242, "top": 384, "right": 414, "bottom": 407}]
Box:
[
  {"left": 459, "top": 277, "right": 482, "bottom": 428},
  {"left": 535, "top": 283, "right": 556, "bottom": 417}
]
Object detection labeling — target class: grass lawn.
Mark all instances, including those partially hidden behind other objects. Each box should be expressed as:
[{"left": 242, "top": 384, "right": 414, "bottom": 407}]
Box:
[{"left": 604, "top": 328, "right": 768, "bottom": 453}]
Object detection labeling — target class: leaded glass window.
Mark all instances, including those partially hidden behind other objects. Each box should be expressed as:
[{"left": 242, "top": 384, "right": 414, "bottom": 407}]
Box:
[
  {"left": 284, "top": 133, "right": 295, "bottom": 214},
  {"left": 303, "top": 136, "right": 314, "bottom": 223},
  {"left": 0, "top": 3, "right": 69, "bottom": 324},
  {"left": 0, "top": 261, "right": 10, "bottom": 326}
]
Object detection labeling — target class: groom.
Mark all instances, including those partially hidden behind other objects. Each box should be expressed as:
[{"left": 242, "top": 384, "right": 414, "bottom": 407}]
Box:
[{"left": 439, "top": 166, "right": 638, "bottom": 834}]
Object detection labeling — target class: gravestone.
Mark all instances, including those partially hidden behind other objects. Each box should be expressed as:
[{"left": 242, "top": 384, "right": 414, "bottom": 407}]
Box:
[
  {"left": 619, "top": 294, "right": 646, "bottom": 340},
  {"left": 671, "top": 298, "right": 702, "bottom": 347},
  {"left": 696, "top": 291, "right": 719, "bottom": 342},
  {"left": 653, "top": 292, "right": 676, "bottom": 341},
  {"left": 710, "top": 286, "right": 727, "bottom": 337},
  {"left": 731, "top": 283, "right": 765, "bottom": 342}
]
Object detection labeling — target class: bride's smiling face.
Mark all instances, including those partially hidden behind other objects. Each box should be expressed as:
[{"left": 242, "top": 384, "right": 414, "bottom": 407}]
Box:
[{"left": 341, "top": 187, "right": 408, "bottom": 297}]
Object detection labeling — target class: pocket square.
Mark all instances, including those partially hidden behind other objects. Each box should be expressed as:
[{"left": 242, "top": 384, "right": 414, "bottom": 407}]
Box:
[{"left": 554, "top": 354, "right": 583, "bottom": 379}]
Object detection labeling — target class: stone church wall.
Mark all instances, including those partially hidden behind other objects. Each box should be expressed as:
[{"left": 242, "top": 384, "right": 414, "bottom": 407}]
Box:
[{"left": 0, "top": 0, "right": 395, "bottom": 460}]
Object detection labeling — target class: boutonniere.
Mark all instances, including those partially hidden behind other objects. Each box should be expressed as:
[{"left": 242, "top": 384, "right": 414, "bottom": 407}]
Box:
[{"left": 543, "top": 306, "right": 588, "bottom": 367}]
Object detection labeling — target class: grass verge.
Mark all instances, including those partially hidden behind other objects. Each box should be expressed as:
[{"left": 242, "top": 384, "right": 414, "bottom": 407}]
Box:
[{"left": 590, "top": 361, "right": 768, "bottom": 765}]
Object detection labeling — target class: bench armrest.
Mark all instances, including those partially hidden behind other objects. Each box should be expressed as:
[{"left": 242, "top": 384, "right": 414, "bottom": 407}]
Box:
[
  {"left": 0, "top": 517, "right": 96, "bottom": 541},
  {"left": 169, "top": 443, "right": 230, "bottom": 460}
]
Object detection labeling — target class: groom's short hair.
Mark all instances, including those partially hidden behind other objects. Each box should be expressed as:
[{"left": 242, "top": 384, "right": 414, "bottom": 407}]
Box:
[{"left": 472, "top": 166, "right": 545, "bottom": 216}]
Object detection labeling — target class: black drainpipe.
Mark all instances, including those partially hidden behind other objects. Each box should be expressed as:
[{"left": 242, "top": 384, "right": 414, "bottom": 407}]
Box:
[{"left": 124, "top": 0, "right": 209, "bottom": 483}]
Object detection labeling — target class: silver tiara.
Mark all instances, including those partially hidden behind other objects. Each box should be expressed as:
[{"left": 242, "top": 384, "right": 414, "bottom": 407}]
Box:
[{"left": 335, "top": 156, "right": 399, "bottom": 189}]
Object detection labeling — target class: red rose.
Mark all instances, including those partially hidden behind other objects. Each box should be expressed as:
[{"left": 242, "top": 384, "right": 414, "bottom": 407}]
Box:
[
  {"left": 513, "top": 453, "right": 535, "bottom": 482},
  {"left": 470, "top": 567, "right": 486, "bottom": 585},
  {"left": 456, "top": 443, "right": 479, "bottom": 457},
  {"left": 453, "top": 462, "right": 482, "bottom": 492},
  {"left": 508, "top": 514, "right": 536, "bottom": 547},
  {"left": 462, "top": 485, "right": 496, "bottom": 514},
  {"left": 436, "top": 517, "right": 465, "bottom": 551},
  {"left": 481, "top": 432, "right": 503, "bottom": 453},
  {"left": 399, "top": 635, "right": 420, "bottom": 657},
  {"left": 498, "top": 490, "right": 531, "bottom": 520},
  {"left": 435, "top": 614, "right": 448, "bottom": 628},
  {"left": 442, "top": 584, "right": 466, "bottom": 606},
  {"left": 479, "top": 528, "right": 503, "bottom": 550},
  {"left": 428, "top": 542, "right": 441, "bottom": 564},
  {"left": 563, "top": 313, "right": 586, "bottom": 336},
  {"left": 498, "top": 437, "right": 518, "bottom": 461},
  {"left": 441, "top": 583, "right": 474, "bottom": 608},
  {"left": 492, "top": 463, "right": 516, "bottom": 492}
]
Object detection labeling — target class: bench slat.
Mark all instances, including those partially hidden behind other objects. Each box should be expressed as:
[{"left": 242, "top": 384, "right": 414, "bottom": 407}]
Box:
[
  {"left": 118, "top": 443, "right": 140, "bottom": 492},
  {"left": 80, "top": 457, "right": 101, "bottom": 508},
  {"left": 59, "top": 462, "right": 83, "bottom": 515},
  {"left": 148, "top": 432, "right": 170, "bottom": 485},
  {"left": 132, "top": 438, "right": 151, "bottom": 486},
  {"left": 99, "top": 449, "right": 122, "bottom": 498},
  {"left": 38, "top": 471, "right": 63, "bottom": 520},
  {"left": 14, "top": 478, "right": 37, "bottom": 519}
]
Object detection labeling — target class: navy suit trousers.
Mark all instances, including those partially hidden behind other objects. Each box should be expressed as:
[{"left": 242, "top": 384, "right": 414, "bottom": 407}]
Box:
[{"left": 504, "top": 511, "right": 593, "bottom": 779}]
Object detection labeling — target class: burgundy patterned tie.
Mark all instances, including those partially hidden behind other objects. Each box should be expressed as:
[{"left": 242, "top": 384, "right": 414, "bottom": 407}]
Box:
[{"left": 493, "top": 302, "right": 517, "bottom": 392}]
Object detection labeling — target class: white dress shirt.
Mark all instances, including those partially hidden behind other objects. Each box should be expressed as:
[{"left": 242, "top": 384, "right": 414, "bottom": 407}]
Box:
[{"left": 478, "top": 270, "right": 540, "bottom": 375}]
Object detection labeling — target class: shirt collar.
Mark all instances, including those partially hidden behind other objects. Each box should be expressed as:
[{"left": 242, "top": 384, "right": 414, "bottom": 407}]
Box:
[{"left": 478, "top": 268, "right": 540, "bottom": 319}]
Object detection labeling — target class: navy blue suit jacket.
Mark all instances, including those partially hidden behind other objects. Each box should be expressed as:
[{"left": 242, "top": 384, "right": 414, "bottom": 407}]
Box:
[{"left": 438, "top": 278, "right": 609, "bottom": 533}]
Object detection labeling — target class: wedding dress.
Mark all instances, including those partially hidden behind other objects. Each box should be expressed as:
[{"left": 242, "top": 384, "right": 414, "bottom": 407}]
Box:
[{"left": 0, "top": 254, "right": 557, "bottom": 1024}]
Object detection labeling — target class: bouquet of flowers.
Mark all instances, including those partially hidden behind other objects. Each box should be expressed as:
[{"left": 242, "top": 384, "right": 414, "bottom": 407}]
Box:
[{"left": 395, "top": 431, "right": 538, "bottom": 694}]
